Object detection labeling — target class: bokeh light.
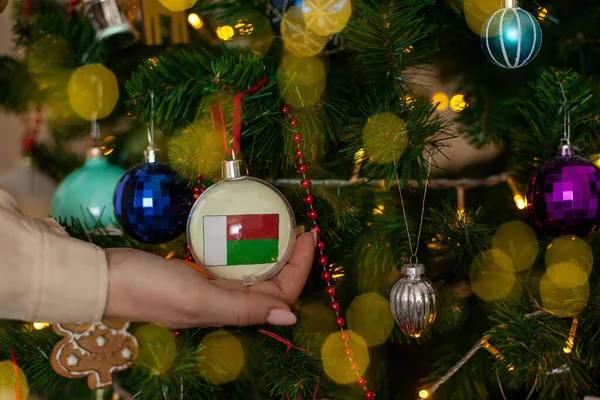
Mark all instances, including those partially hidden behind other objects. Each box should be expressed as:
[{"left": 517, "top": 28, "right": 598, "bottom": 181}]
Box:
[
  {"left": 158, "top": 0, "right": 196, "bottom": 12},
  {"left": 431, "top": 92, "right": 449, "bottom": 111},
  {"left": 32, "top": 322, "right": 49, "bottom": 330},
  {"left": 297, "top": 302, "right": 338, "bottom": 333},
  {"left": 67, "top": 64, "right": 119, "bottom": 121},
  {"left": 281, "top": 6, "right": 329, "bottom": 57},
  {"left": 0, "top": 360, "right": 29, "bottom": 400},
  {"left": 347, "top": 293, "right": 395, "bottom": 346},
  {"left": 540, "top": 273, "right": 589, "bottom": 317},
  {"left": 277, "top": 53, "right": 326, "bottom": 108},
  {"left": 463, "top": 0, "right": 502, "bottom": 36},
  {"left": 492, "top": 221, "right": 539, "bottom": 272},
  {"left": 469, "top": 248, "right": 516, "bottom": 301},
  {"left": 198, "top": 331, "right": 244, "bottom": 385},
  {"left": 449, "top": 94, "right": 467, "bottom": 112},
  {"left": 188, "top": 13, "right": 203, "bottom": 29},
  {"left": 302, "top": 0, "right": 352, "bottom": 37},
  {"left": 134, "top": 324, "right": 177, "bottom": 374},
  {"left": 226, "top": 10, "right": 274, "bottom": 57},
  {"left": 419, "top": 389, "right": 430, "bottom": 399},
  {"left": 321, "top": 330, "right": 369, "bottom": 384},
  {"left": 545, "top": 236, "right": 593, "bottom": 289},
  {"left": 169, "top": 116, "right": 227, "bottom": 181},
  {"left": 362, "top": 112, "right": 408, "bottom": 164},
  {"left": 217, "top": 25, "right": 235, "bottom": 41}
]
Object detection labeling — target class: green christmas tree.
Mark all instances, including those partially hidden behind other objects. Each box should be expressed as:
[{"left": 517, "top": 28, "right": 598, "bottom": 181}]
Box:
[{"left": 1, "top": 0, "right": 600, "bottom": 399}]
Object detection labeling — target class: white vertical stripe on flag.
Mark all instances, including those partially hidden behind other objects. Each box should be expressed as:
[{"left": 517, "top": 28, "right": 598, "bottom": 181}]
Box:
[{"left": 203, "top": 216, "right": 227, "bottom": 266}]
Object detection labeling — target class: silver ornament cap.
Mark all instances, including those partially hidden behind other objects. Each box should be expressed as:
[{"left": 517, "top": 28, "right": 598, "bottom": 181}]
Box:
[{"left": 390, "top": 264, "right": 437, "bottom": 338}]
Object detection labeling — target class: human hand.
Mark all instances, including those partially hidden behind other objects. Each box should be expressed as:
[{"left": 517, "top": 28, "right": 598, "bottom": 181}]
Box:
[{"left": 104, "top": 231, "right": 316, "bottom": 328}]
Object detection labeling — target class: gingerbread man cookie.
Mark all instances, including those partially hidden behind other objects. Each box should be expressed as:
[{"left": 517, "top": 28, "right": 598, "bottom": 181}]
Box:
[{"left": 50, "top": 320, "right": 138, "bottom": 390}]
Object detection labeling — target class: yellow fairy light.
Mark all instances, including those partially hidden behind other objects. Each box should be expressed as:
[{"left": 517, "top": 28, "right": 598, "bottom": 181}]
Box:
[
  {"left": 32, "top": 322, "right": 49, "bottom": 330},
  {"left": 164, "top": 250, "right": 176, "bottom": 260},
  {"left": 187, "top": 13, "right": 203, "bottom": 29},
  {"left": 403, "top": 45, "right": 414, "bottom": 54},
  {"left": 354, "top": 148, "right": 366, "bottom": 163},
  {"left": 563, "top": 318, "right": 578, "bottom": 353},
  {"left": 372, "top": 205, "right": 385, "bottom": 215},
  {"left": 419, "top": 389, "right": 430, "bottom": 399},
  {"left": 482, "top": 340, "right": 513, "bottom": 371},
  {"left": 449, "top": 94, "right": 467, "bottom": 112},
  {"left": 431, "top": 92, "right": 449, "bottom": 111},
  {"left": 537, "top": 7, "right": 548, "bottom": 22},
  {"left": 469, "top": 249, "right": 516, "bottom": 302},
  {"left": 216, "top": 25, "right": 234, "bottom": 41},
  {"left": 513, "top": 194, "right": 527, "bottom": 210}
]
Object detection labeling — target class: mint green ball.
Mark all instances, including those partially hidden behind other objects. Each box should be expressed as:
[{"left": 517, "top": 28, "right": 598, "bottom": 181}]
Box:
[{"left": 51, "top": 157, "right": 125, "bottom": 229}]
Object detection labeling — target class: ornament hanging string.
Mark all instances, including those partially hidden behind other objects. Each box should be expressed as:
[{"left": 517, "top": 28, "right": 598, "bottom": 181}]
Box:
[
  {"left": 258, "top": 330, "right": 320, "bottom": 400},
  {"left": 393, "top": 150, "right": 433, "bottom": 265},
  {"left": 557, "top": 82, "right": 571, "bottom": 146},
  {"left": 210, "top": 76, "right": 269, "bottom": 157},
  {"left": 9, "top": 349, "right": 22, "bottom": 400}
]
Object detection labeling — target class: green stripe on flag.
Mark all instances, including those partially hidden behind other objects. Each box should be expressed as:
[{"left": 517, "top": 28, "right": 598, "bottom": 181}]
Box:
[{"left": 227, "top": 239, "right": 279, "bottom": 265}]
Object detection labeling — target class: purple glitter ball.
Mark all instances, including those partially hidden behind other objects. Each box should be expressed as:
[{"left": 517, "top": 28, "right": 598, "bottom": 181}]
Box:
[{"left": 526, "top": 155, "right": 600, "bottom": 237}]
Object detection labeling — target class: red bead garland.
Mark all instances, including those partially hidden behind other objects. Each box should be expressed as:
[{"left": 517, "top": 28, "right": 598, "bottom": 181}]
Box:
[
  {"left": 286, "top": 104, "right": 375, "bottom": 398},
  {"left": 300, "top": 178, "right": 312, "bottom": 190},
  {"left": 325, "top": 285, "right": 336, "bottom": 296},
  {"left": 21, "top": 109, "right": 42, "bottom": 152}
]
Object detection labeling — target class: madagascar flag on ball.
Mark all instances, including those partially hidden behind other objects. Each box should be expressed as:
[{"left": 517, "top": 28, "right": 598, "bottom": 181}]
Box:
[{"left": 203, "top": 214, "right": 279, "bottom": 266}]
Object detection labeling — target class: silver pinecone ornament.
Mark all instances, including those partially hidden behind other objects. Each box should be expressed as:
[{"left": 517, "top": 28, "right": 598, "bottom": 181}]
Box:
[{"left": 390, "top": 264, "right": 437, "bottom": 338}]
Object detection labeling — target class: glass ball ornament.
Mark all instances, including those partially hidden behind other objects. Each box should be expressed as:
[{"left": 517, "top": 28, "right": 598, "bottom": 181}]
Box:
[
  {"left": 51, "top": 148, "right": 125, "bottom": 229},
  {"left": 526, "top": 146, "right": 600, "bottom": 238},
  {"left": 480, "top": 5, "right": 542, "bottom": 69},
  {"left": 390, "top": 264, "right": 437, "bottom": 338},
  {"left": 114, "top": 161, "right": 192, "bottom": 244},
  {"left": 187, "top": 160, "right": 296, "bottom": 285}
]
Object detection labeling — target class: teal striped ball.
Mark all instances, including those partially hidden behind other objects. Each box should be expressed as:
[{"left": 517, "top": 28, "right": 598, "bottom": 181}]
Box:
[{"left": 481, "top": 7, "right": 542, "bottom": 69}]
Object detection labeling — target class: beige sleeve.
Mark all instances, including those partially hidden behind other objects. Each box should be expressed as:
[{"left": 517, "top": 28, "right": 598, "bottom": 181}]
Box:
[{"left": 0, "top": 189, "right": 109, "bottom": 323}]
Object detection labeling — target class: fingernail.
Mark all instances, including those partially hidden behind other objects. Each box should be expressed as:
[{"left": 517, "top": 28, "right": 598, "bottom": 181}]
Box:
[
  {"left": 266, "top": 309, "right": 297, "bottom": 326},
  {"left": 311, "top": 229, "right": 318, "bottom": 248}
]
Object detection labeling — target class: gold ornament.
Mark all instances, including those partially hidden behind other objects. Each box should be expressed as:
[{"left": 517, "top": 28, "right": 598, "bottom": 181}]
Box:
[
  {"left": 141, "top": 0, "right": 190, "bottom": 45},
  {"left": 281, "top": 6, "right": 328, "bottom": 57},
  {"left": 302, "top": 0, "right": 352, "bottom": 36}
]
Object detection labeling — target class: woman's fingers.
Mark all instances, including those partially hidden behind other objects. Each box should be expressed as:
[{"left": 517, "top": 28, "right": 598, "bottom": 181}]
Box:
[
  {"left": 250, "top": 231, "right": 316, "bottom": 304},
  {"left": 200, "top": 283, "right": 297, "bottom": 327}
]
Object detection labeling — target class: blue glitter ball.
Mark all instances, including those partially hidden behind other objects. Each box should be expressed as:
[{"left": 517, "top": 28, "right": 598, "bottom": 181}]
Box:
[
  {"left": 114, "top": 162, "right": 192, "bottom": 244},
  {"left": 481, "top": 7, "right": 542, "bottom": 69}
]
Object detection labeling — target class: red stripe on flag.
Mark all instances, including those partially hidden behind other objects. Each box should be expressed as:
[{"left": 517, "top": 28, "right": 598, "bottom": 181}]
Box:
[{"left": 227, "top": 214, "right": 279, "bottom": 240}]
